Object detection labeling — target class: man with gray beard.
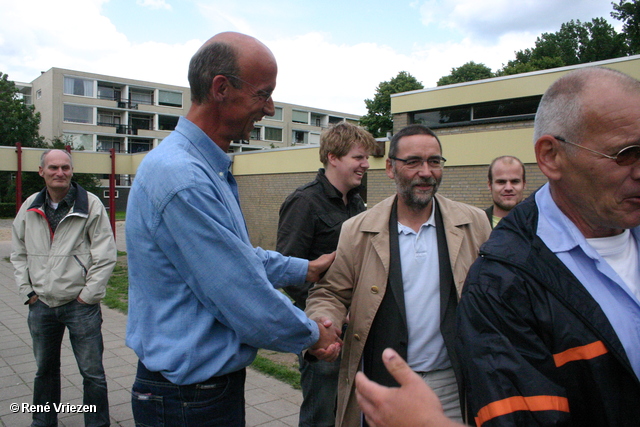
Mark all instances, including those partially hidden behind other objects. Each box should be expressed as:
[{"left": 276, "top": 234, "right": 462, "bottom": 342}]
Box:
[{"left": 305, "top": 124, "right": 491, "bottom": 427}]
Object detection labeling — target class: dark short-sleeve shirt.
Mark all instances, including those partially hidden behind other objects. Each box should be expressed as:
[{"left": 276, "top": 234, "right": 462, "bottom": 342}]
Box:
[{"left": 277, "top": 168, "right": 366, "bottom": 309}]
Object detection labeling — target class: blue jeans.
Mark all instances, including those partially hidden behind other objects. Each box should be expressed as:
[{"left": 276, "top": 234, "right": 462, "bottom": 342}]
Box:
[
  {"left": 28, "top": 299, "right": 109, "bottom": 427},
  {"left": 298, "top": 353, "right": 340, "bottom": 427},
  {"left": 131, "top": 361, "right": 246, "bottom": 427}
]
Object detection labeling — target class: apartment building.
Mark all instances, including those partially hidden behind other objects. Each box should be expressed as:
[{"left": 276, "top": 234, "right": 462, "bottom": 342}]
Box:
[
  {"left": 17, "top": 68, "right": 188, "bottom": 155},
  {"left": 248, "top": 103, "right": 360, "bottom": 151},
  {"left": 16, "top": 68, "right": 360, "bottom": 155}
]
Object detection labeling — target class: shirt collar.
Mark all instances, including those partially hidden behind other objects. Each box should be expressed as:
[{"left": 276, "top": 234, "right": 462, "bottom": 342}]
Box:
[
  {"left": 45, "top": 182, "right": 76, "bottom": 208},
  {"left": 536, "top": 183, "right": 600, "bottom": 258},
  {"left": 397, "top": 200, "right": 436, "bottom": 235},
  {"left": 316, "top": 168, "right": 362, "bottom": 202},
  {"left": 178, "top": 117, "right": 232, "bottom": 176}
]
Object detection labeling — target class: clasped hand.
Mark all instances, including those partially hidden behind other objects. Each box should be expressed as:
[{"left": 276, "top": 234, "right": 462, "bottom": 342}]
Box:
[{"left": 308, "top": 317, "right": 343, "bottom": 362}]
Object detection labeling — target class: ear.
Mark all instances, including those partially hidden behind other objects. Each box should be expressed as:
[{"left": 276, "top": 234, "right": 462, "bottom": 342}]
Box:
[
  {"left": 385, "top": 158, "right": 395, "bottom": 180},
  {"left": 535, "top": 135, "right": 563, "bottom": 181},
  {"left": 327, "top": 152, "right": 340, "bottom": 168},
  {"left": 38, "top": 167, "right": 44, "bottom": 178},
  {"left": 210, "top": 75, "right": 231, "bottom": 102},
  {"left": 487, "top": 179, "right": 492, "bottom": 191}
]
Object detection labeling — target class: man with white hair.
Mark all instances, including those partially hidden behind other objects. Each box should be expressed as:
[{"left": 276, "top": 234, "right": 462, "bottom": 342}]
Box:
[
  {"left": 457, "top": 67, "right": 640, "bottom": 425},
  {"left": 352, "top": 66, "right": 640, "bottom": 427}
]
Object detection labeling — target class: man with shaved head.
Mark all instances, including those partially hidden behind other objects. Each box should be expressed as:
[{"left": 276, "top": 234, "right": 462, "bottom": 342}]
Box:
[
  {"left": 485, "top": 155, "right": 526, "bottom": 228},
  {"left": 126, "top": 32, "right": 341, "bottom": 426}
]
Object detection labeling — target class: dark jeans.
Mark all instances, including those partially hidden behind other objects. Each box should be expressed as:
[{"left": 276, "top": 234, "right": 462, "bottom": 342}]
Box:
[
  {"left": 28, "top": 299, "right": 109, "bottom": 427},
  {"left": 131, "top": 360, "right": 246, "bottom": 427},
  {"left": 298, "top": 353, "right": 340, "bottom": 427}
]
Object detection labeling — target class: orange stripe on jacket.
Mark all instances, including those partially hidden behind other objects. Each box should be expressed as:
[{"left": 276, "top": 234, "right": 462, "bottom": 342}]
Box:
[
  {"left": 475, "top": 395, "right": 569, "bottom": 426},
  {"left": 553, "top": 341, "right": 608, "bottom": 367}
]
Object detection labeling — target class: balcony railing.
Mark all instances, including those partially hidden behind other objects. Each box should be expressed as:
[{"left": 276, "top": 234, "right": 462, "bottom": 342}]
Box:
[{"left": 117, "top": 101, "right": 139, "bottom": 110}]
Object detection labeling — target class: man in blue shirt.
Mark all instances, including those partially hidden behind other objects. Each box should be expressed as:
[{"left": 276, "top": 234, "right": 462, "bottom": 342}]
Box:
[{"left": 126, "top": 32, "right": 341, "bottom": 427}]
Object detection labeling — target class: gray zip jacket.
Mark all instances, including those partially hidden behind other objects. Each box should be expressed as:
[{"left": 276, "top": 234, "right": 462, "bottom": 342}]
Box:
[{"left": 11, "top": 183, "right": 117, "bottom": 307}]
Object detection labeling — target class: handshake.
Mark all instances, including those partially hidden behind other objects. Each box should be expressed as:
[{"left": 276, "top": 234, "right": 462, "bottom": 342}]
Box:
[{"left": 307, "top": 317, "right": 343, "bottom": 362}]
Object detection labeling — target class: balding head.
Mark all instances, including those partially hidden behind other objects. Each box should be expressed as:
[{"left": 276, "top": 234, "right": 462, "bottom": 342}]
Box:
[
  {"left": 534, "top": 67, "right": 640, "bottom": 237},
  {"left": 188, "top": 32, "right": 276, "bottom": 104},
  {"left": 534, "top": 67, "right": 640, "bottom": 144}
]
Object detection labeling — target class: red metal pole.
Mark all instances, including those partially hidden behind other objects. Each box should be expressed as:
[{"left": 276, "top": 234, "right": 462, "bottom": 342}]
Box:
[
  {"left": 15, "top": 143, "right": 23, "bottom": 214},
  {"left": 109, "top": 148, "right": 116, "bottom": 240}
]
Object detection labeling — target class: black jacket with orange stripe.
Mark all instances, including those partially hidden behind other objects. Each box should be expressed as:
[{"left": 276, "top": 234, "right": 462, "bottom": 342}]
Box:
[{"left": 456, "top": 194, "right": 640, "bottom": 426}]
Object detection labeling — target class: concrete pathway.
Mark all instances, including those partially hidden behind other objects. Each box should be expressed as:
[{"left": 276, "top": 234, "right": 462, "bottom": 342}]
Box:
[{"left": 0, "top": 221, "right": 302, "bottom": 426}]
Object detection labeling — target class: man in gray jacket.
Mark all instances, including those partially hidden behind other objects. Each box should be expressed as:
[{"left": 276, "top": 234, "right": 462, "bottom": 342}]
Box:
[{"left": 12, "top": 149, "right": 117, "bottom": 427}]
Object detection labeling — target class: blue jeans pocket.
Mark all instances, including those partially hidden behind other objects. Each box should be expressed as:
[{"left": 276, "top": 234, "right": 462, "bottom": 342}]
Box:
[
  {"left": 131, "top": 388, "right": 164, "bottom": 427},
  {"left": 132, "top": 368, "right": 246, "bottom": 427}
]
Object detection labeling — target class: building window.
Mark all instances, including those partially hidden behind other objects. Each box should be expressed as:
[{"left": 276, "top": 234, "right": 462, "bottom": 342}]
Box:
[
  {"left": 64, "top": 77, "right": 94, "bottom": 97},
  {"left": 472, "top": 96, "right": 541, "bottom": 120},
  {"left": 412, "top": 95, "right": 541, "bottom": 128},
  {"left": 130, "top": 88, "right": 154, "bottom": 106},
  {"left": 36, "top": 89, "right": 42, "bottom": 99},
  {"left": 97, "top": 83, "right": 122, "bottom": 101},
  {"left": 97, "top": 137, "right": 123, "bottom": 152},
  {"left": 158, "top": 115, "right": 179, "bottom": 131},
  {"left": 98, "top": 111, "right": 122, "bottom": 126},
  {"left": 265, "top": 127, "right": 283, "bottom": 142},
  {"left": 64, "top": 104, "right": 93, "bottom": 124},
  {"left": 267, "top": 107, "right": 283, "bottom": 121},
  {"left": 103, "top": 190, "right": 119, "bottom": 199},
  {"left": 129, "top": 139, "right": 151, "bottom": 153},
  {"left": 311, "top": 113, "right": 325, "bottom": 127},
  {"left": 292, "top": 110, "right": 309, "bottom": 124},
  {"left": 64, "top": 133, "right": 94, "bottom": 151},
  {"left": 292, "top": 130, "right": 309, "bottom": 145},
  {"left": 250, "top": 127, "right": 261, "bottom": 140},
  {"left": 130, "top": 114, "right": 153, "bottom": 131},
  {"left": 158, "top": 90, "right": 182, "bottom": 107}
]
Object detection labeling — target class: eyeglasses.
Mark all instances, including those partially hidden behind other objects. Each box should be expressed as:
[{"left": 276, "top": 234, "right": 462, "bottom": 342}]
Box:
[
  {"left": 554, "top": 136, "right": 640, "bottom": 166},
  {"left": 388, "top": 155, "right": 446, "bottom": 170},
  {"left": 225, "top": 75, "right": 273, "bottom": 102}
]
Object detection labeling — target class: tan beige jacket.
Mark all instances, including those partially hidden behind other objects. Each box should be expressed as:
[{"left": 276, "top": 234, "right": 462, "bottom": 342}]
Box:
[
  {"left": 305, "top": 194, "right": 491, "bottom": 427},
  {"left": 11, "top": 184, "right": 117, "bottom": 307}
]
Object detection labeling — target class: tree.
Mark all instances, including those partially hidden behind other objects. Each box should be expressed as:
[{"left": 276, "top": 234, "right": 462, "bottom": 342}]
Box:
[
  {"left": 437, "top": 61, "right": 494, "bottom": 86},
  {"left": 360, "top": 71, "right": 424, "bottom": 138},
  {"left": 612, "top": 0, "right": 640, "bottom": 54},
  {"left": 0, "top": 72, "right": 45, "bottom": 148},
  {"left": 497, "top": 18, "right": 628, "bottom": 75}
]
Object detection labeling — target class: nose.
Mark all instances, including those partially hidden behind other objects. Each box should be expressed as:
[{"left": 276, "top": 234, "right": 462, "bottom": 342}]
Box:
[
  {"left": 417, "top": 162, "right": 434, "bottom": 177},
  {"left": 263, "top": 97, "right": 275, "bottom": 117},
  {"left": 362, "top": 158, "right": 370, "bottom": 169}
]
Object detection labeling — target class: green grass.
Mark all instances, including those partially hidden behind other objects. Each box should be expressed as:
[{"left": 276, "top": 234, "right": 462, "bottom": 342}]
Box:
[
  {"left": 102, "top": 251, "right": 129, "bottom": 313},
  {"left": 102, "top": 251, "right": 301, "bottom": 388},
  {"left": 252, "top": 354, "right": 301, "bottom": 389}
]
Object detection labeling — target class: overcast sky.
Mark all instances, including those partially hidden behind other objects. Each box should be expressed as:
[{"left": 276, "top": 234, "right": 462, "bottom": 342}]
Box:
[{"left": 0, "top": 0, "right": 621, "bottom": 115}]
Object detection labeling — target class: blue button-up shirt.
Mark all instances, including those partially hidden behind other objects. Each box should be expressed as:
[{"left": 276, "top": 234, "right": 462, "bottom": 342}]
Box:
[
  {"left": 536, "top": 183, "right": 640, "bottom": 380},
  {"left": 125, "top": 117, "right": 319, "bottom": 385}
]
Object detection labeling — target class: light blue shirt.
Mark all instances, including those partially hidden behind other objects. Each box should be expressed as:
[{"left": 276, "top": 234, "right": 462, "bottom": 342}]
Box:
[
  {"left": 398, "top": 203, "right": 450, "bottom": 372},
  {"left": 536, "top": 183, "right": 640, "bottom": 380},
  {"left": 125, "top": 117, "right": 318, "bottom": 385}
]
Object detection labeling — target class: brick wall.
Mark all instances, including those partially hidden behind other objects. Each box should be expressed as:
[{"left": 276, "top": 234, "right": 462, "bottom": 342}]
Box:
[{"left": 236, "top": 163, "right": 547, "bottom": 251}]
